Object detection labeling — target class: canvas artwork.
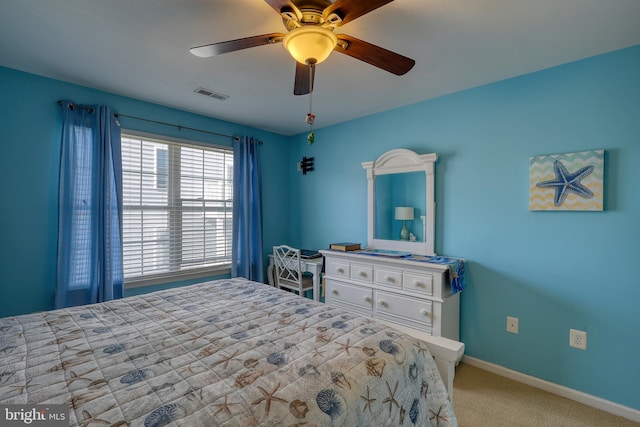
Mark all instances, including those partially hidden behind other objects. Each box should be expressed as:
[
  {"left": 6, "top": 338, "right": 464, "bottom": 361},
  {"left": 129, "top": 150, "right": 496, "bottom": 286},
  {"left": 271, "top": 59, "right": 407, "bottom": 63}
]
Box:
[{"left": 529, "top": 150, "right": 604, "bottom": 211}]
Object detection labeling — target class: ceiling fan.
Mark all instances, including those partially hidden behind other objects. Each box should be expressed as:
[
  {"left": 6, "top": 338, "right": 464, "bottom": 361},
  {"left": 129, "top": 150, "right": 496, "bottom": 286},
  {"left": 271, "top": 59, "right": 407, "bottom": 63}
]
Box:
[{"left": 190, "top": 0, "right": 415, "bottom": 95}]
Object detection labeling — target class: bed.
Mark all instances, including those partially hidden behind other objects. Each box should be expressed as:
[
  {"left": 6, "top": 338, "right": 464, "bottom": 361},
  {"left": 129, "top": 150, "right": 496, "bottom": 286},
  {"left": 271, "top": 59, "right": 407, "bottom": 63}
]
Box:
[{"left": 0, "top": 278, "right": 457, "bottom": 426}]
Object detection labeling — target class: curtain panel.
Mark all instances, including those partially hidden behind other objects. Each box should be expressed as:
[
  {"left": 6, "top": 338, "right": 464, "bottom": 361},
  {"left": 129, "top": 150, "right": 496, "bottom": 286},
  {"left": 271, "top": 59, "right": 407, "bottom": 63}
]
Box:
[
  {"left": 55, "top": 101, "right": 124, "bottom": 308},
  {"left": 231, "top": 136, "right": 263, "bottom": 282}
]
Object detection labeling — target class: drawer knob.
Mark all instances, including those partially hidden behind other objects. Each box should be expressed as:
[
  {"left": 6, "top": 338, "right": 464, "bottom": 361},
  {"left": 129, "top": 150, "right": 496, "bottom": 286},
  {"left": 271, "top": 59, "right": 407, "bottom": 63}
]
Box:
[
  {"left": 420, "top": 309, "right": 429, "bottom": 317},
  {"left": 385, "top": 276, "right": 395, "bottom": 283},
  {"left": 332, "top": 289, "right": 339, "bottom": 295},
  {"left": 415, "top": 281, "right": 425, "bottom": 288},
  {"left": 377, "top": 300, "right": 388, "bottom": 308},
  {"left": 337, "top": 268, "right": 345, "bottom": 273},
  {"left": 360, "top": 271, "right": 368, "bottom": 277},
  {"left": 363, "top": 296, "right": 372, "bottom": 303}
]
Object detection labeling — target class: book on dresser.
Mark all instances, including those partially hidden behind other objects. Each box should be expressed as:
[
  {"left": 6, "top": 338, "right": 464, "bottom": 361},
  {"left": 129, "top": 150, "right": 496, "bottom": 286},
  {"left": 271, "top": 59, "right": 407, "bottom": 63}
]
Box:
[{"left": 329, "top": 242, "right": 361, "bottom": 251}]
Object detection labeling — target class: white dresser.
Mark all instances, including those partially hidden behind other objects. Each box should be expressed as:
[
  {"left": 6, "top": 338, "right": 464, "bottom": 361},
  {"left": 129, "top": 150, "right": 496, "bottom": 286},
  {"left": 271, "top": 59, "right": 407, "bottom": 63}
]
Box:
[
  {"left": 325, "top": 148, "right": 465, "bottom": 399},
  {"left": 321, "top": 249, "right": 464, "bottom": 398},
  {"left": 321, "top": 250, "right": 460, "bottom": 341}
]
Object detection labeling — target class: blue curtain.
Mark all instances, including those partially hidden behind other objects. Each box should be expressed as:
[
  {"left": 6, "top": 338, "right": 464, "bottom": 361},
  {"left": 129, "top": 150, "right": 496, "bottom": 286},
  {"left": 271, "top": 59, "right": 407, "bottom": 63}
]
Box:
[
  {"left": 55, "top": 101, "right": 124, "bottom": 308},
  {"left": 231, "top": 136, "right": 264, "bottom": 282}
]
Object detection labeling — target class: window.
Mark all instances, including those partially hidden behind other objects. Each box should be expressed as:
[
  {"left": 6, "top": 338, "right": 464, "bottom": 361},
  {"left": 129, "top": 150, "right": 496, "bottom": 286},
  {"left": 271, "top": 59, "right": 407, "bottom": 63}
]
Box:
[
  {"left": 155, "top": 148, "right": 168, "bottom": 190},
  {"left": 121, "top": 132, "right": 233, "bottom": 286}
]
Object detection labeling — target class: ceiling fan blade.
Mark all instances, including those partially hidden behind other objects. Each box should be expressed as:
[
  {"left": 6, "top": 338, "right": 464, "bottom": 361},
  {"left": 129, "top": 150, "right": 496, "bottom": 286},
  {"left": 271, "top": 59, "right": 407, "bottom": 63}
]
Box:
[
  {"left": 335, "top": 34, "right": 415, "bottom": 75},
  {"left": 323, "top": 0, "right": 394, "bottom": 27},
  {"left": 294, "top": 62, "right": 315, "bottom": 95},
  {"left": 190, "top": 33, "right": 285, "bottom": 58}
]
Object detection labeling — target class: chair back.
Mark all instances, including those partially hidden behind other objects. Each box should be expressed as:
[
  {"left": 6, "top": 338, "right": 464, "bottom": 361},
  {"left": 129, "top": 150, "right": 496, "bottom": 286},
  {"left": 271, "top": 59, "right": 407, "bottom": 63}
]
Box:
[{"left": 273, "top": 245, "right": 303, "bottom": 288}]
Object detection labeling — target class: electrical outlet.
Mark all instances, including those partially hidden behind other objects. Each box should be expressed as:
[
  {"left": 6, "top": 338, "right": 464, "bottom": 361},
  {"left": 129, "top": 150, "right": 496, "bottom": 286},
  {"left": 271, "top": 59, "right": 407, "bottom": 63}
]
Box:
[
  {"left": 569, "top": 329, "right": 587, "bottom": 350},
  {"left": 506, "top": 316, "right": 519, "bottom": 334}
]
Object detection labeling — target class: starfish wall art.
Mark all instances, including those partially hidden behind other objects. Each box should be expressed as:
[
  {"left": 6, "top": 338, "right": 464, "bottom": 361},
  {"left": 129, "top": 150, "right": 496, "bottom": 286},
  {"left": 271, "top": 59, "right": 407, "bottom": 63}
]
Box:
[{"left": 529, "top": 150, "right": 604, "bottom": 211}]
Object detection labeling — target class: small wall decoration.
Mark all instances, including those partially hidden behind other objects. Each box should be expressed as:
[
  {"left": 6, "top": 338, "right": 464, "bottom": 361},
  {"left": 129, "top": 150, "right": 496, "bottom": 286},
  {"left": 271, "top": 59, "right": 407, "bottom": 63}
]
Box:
[
  {"left": 299, "top": 156, "right": 314, "bottom": 175},
  {"left": 529, "top": 150, "right": 604, "bottom": 211}
]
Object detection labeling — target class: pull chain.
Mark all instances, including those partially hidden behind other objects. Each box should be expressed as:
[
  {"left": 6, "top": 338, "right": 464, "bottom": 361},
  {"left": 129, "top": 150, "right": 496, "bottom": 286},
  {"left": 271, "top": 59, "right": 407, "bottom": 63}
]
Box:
[{"left": 305, "top": 62, "right": 316, "bottom": 144}]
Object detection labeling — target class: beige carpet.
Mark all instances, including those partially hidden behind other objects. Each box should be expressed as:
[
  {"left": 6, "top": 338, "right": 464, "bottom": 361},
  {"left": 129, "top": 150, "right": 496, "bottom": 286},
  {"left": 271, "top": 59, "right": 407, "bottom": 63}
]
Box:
[{"left": 452, "top": 363, "right": 640, "bottom": 427}]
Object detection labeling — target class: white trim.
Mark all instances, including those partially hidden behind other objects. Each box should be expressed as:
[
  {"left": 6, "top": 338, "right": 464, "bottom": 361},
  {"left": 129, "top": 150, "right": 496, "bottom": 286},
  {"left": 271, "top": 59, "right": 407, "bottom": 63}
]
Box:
[
  {"left": 125, "top": 265, "right": 231, "bottom": 289},
  {"left": 462, "top": 356, "right": 640, "bottom": 423}
]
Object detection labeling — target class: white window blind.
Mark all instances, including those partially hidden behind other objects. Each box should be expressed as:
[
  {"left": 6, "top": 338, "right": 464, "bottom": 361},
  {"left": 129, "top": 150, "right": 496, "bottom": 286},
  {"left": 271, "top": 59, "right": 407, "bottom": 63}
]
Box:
[{"left": 121, "top": 133, "right": 233, "bottom": 285}]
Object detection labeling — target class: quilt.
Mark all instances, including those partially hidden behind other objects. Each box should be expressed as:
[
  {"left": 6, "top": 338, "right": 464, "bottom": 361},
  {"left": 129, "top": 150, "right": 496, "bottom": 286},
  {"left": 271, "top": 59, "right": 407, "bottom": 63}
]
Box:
[{"left": 0, "top": 278, "right": 457, "bottom": 426}]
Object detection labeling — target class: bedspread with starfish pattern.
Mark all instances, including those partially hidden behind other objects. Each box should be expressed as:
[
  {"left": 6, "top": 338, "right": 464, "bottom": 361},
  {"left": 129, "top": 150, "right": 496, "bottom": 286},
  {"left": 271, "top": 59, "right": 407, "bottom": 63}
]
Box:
[{"left": 0, "top": 278, "right": 457, "bottom": 426}]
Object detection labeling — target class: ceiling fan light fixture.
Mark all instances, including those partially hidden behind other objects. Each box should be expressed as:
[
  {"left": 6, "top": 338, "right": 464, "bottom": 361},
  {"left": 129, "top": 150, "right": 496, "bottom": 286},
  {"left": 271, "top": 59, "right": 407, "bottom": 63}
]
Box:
[{"left": 283, "top": 26, "right": 337, "bottom": 65}]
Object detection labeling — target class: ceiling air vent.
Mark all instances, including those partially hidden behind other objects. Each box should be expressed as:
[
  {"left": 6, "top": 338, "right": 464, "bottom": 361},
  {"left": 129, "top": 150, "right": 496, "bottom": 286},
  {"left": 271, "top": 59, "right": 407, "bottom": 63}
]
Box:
[{"left": 194, "top": 87, "right": 229, "bottom": 101}]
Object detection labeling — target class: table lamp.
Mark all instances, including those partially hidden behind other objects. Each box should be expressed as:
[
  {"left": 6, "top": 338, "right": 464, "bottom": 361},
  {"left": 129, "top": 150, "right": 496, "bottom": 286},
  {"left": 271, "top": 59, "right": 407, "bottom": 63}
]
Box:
[{"left": 395, "top": 206, "right": 414, "bottom": 241}]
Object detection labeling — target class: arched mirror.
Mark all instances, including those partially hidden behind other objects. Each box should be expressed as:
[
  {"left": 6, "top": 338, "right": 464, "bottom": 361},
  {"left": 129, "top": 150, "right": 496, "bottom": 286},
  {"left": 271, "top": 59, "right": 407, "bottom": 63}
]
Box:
[{"left": 362, "top": 149, "right": 436, "bottom": 255}]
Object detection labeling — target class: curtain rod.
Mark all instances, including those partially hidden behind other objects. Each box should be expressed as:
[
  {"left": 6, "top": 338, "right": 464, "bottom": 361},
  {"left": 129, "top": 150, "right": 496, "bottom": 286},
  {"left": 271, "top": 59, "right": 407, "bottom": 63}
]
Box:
[
  {"left": 116, "top": 113, "right": 241, "bottom": 142},
  {"left": 57, "top": 100, "right": 242, "bottom": 142}
]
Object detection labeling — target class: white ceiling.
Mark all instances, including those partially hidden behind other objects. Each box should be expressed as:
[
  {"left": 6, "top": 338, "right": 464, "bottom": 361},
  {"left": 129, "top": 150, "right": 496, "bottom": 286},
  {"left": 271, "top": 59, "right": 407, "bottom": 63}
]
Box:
[{"left": 1, "top": 0, "right": 639, "bottom": 136}]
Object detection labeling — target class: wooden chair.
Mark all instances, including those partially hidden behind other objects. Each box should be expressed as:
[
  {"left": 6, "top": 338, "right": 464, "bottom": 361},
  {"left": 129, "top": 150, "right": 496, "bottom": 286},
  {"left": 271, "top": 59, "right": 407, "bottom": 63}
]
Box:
[{"left": 272, "top": 245, "right": 314, "bottom": 298}]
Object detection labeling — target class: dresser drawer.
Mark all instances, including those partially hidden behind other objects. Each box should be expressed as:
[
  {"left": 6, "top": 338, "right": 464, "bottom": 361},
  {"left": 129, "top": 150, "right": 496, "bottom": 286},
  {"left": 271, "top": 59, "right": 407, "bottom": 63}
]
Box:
[
  {"left": 326, "top": 280, "right": 373, "bottom": 310},
  {"left": 350, "top": 263, "right": 373, "bottom": 283},
  {"left": 326, "top": 259, "right": 350, "bottom": 279},
  {"left": 403, "top": 272, "right": 434, "bottom": 295},
  {"left": 374, "top": 268, "right": 402, "bottom": 289},
  {"left": 374, "top": 290, "right": 432, "bottom": 326}
]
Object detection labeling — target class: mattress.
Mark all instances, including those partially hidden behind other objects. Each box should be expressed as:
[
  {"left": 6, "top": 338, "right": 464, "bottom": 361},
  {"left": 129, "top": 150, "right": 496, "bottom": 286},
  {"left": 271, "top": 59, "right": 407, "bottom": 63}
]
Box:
[{"left": 0, "top": 278, "right": 457, "bottom": 426}]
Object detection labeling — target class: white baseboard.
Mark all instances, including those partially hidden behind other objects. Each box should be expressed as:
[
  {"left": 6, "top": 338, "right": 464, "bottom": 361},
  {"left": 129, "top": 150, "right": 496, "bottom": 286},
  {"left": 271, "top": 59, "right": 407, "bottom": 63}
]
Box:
[{"left": 462, "top": 356, "right": 640, "bottom": 423}]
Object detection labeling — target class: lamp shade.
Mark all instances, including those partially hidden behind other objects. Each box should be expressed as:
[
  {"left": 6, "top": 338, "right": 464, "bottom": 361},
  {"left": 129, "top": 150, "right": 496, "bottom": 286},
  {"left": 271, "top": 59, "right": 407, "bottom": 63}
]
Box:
[
  {"left": 395, "top": 206, "right": 414, "bottom": 221},
  {"left": 283, "top": 26, "right": 337, "bottom": 65}
]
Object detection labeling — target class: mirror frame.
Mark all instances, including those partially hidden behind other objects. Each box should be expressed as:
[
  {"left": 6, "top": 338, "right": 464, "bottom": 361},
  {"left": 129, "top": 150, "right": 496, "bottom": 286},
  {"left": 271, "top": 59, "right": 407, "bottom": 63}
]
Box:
[{"left": 362, "top": 149, "right": 437, "bottom": 255}]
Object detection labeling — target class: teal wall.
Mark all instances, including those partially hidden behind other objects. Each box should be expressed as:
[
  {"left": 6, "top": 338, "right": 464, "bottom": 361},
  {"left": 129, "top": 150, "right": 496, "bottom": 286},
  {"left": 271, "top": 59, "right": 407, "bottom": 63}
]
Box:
[
  {"left": 1, "top": 43, "right": 638, "bottom": 411},
  {"left": 0, "top": 66, "right": 290, "bottom": 317},
  {"left": 286, "top": 45, "right": 640, "bottom": 410}
]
